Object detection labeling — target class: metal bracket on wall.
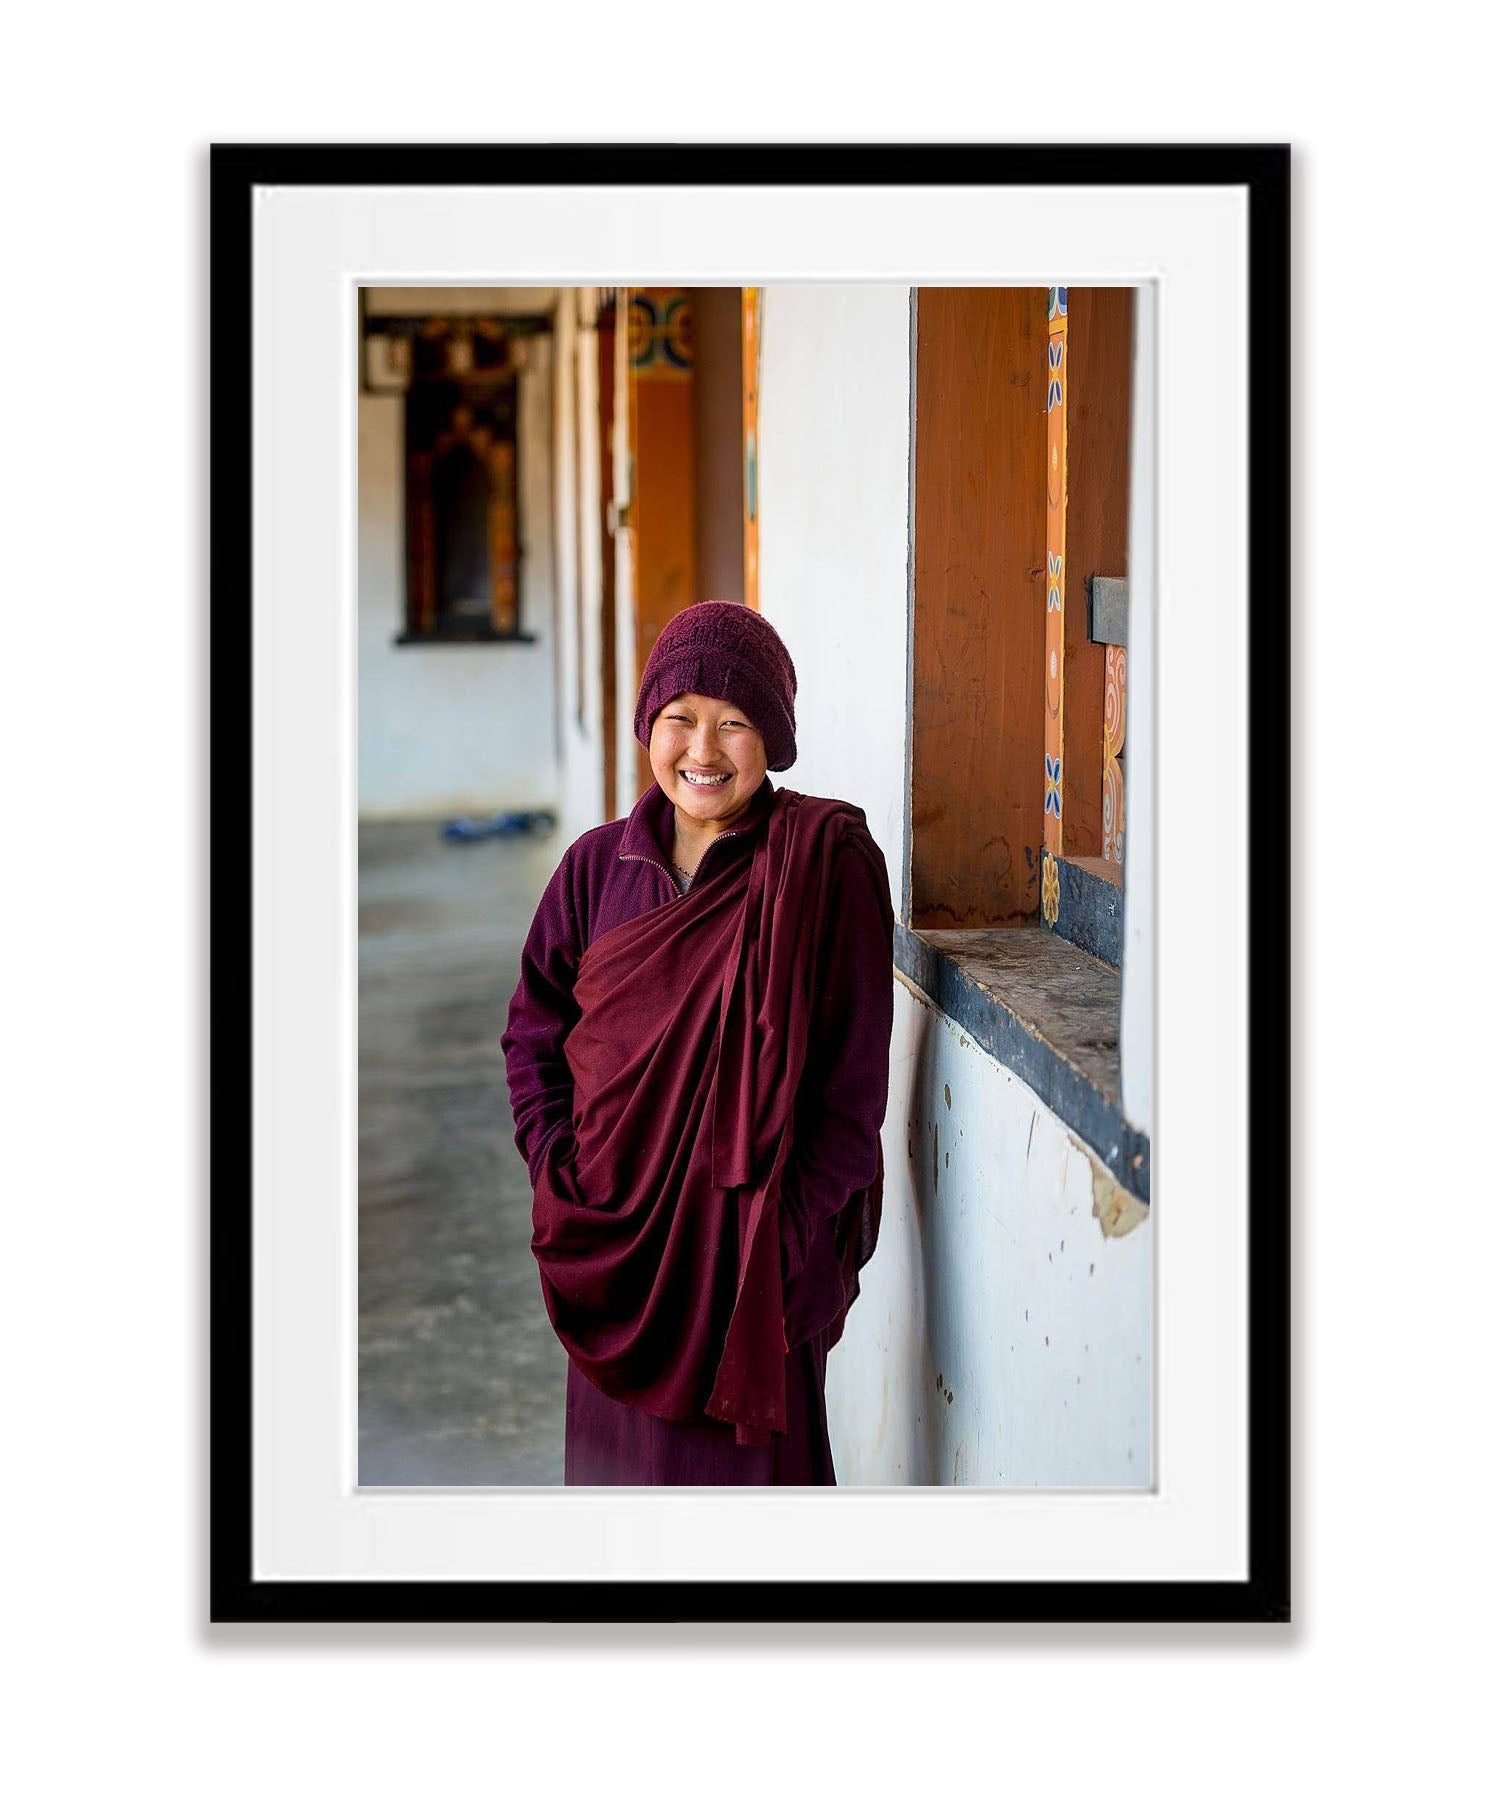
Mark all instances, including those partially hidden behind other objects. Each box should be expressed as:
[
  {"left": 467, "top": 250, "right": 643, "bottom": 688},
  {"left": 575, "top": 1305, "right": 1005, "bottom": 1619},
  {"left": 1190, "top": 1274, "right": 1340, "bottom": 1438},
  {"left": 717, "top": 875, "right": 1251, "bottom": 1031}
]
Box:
[{"left": 1088, "top": 576, "right": 1129, "bottom": 647}]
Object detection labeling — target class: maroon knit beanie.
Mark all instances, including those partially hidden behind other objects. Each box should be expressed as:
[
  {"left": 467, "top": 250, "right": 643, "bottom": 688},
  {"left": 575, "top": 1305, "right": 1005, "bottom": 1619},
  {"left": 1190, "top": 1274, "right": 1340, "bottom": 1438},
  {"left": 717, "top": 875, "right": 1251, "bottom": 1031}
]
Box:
[{"left": 633, "top": 600, "right": 798, "bottom": 771}]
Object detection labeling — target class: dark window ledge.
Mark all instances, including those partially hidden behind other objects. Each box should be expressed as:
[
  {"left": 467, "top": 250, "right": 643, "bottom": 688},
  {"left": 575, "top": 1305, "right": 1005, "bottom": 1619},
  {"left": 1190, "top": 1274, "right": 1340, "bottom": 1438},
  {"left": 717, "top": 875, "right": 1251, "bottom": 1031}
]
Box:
[
  {"left": 395, "top": 626, "right": 538, "bottom": 647},
  {"left": 893, "top": 922, "right": 1150, "bottom": 1204}
]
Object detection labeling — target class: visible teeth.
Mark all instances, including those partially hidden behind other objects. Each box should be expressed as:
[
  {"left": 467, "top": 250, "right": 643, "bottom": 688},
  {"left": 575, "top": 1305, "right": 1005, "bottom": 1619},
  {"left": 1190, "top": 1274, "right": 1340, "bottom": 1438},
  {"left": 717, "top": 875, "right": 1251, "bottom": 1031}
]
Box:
[{"left": 681, "top": 771, "right": 731, "bottom": 786}]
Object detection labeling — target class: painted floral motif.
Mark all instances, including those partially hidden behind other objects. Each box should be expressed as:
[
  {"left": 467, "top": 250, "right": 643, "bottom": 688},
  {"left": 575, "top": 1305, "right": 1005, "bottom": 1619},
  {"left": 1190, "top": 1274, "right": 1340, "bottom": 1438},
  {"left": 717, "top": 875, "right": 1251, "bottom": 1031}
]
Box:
[
  {"left": 1103, "top": 645, "right": 1126, "bottom": 757},
  {"left": 1102, "top": 759, "right": 1124, "bottom": 864},
  {"left": 745, "top": 428, "right": 758, "bottom": 524},
  {"left": 1046, "top": 337, "right": 1065, "bottom": 411},
  {"left": 1041, "top": 852, "right": 1060, "bottom": 927},
  {"left": 742, "top": 287, "right": 762, "bottom": 610},
  {"left": 1044, "top": 286, "right": 1068, "bottom": 858},
  {"left": 629, "top": 291, "right": 693, "bottom": 373},
  {"left": 1103, "top": 644, "right": 1126, "bottom": 863},
  {"left": 1044, "top": 754, "right": 1063, "bottom": 817},
  {"left": 627, "top": 294, "right": 652, "bottom": 365}
]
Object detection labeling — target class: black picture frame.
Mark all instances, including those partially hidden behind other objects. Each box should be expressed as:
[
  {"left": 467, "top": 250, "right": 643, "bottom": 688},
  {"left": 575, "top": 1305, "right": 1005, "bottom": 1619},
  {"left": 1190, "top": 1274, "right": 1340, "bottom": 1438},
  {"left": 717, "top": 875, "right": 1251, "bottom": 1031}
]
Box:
[{"left": 210, "top": 142, "right": 1290, "bottom": 1625}]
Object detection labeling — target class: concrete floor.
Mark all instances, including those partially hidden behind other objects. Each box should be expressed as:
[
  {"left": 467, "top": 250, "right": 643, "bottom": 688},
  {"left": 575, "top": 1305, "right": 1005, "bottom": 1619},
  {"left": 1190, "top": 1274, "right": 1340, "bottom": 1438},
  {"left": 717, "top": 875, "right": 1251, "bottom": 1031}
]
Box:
[{"left": 358, "top": 820, "right": 568, "bottom": 1485}]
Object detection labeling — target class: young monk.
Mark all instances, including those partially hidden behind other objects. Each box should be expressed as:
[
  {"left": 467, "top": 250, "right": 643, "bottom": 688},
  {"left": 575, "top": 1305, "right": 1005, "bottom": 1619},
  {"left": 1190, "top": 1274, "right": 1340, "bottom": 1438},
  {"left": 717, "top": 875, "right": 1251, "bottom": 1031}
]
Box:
[{"left": 502, "top": 600, "right": 894, "bottom": 1484}]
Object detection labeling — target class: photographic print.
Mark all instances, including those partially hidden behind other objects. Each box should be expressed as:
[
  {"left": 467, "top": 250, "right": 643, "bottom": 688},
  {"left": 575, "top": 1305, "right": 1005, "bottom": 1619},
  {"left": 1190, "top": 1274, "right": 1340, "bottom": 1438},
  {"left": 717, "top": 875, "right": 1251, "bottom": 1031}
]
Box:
[
  {"left": 356, "top": 280, "right": 1152, "bottom": 1493},
  {"left": 213, "top": 146, "right": 1288, "bottom": 1621}
]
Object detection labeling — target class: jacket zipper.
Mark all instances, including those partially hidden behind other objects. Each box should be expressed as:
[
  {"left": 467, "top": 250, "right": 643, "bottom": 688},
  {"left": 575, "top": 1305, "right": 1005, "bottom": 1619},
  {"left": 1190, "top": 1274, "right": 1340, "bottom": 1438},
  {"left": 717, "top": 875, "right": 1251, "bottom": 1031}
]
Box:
[{"left": 619, "top": 820, "right": 753, "bottom": 897}]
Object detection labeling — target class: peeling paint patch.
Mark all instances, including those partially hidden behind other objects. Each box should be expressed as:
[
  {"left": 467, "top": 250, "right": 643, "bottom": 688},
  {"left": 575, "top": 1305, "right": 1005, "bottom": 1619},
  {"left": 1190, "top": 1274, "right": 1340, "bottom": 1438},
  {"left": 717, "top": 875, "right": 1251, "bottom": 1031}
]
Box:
[
  {"left": 1066, "top": 1127, "right": 1149, "bottom": 1238},
  {"left": 1091, "top": 1159, "right": 1148, "bottom": 1237}
]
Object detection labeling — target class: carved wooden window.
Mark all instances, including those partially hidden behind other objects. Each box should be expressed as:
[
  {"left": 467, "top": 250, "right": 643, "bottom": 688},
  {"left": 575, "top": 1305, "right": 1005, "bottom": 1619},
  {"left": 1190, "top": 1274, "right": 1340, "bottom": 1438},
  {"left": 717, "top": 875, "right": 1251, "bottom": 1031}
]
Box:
[
  {"left": 361, "top": 311, "right": 536, "bottom": 644},
  {"left": 402, "top": 320, "right": 521, "bottom": 641},
  {"left": 910, "top": 286, "right": 1134, "bottom": 960}
]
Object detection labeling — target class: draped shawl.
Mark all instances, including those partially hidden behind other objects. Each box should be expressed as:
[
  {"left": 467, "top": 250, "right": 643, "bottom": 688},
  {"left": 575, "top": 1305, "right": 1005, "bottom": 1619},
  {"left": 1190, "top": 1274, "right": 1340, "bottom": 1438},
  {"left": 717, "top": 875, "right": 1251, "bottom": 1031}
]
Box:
[{"left": 530, "top": 789, "right": 888, "bottom": 1444}]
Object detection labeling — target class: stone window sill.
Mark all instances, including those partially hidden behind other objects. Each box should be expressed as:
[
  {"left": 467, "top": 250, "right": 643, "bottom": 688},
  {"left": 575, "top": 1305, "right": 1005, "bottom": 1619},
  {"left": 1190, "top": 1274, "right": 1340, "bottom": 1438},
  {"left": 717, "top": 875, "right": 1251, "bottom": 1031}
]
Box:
[{"left": 893, "top": 922, "right": 1150, "bottom": 1205}]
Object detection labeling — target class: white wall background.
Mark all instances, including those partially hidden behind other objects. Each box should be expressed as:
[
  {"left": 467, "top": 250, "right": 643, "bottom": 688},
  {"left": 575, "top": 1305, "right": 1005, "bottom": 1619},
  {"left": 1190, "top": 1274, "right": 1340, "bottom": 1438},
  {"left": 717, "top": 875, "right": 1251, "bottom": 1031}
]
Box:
[
  {"left": 757, "top": 285, "right": 910, "bottom": 855},
  {"left": 843, "top": 985, "right": 1152, "bottom": 1485},
  {"left": 552, "top": 290, "right": 608, "bottom": 847},
  {"left": 758, "top": 285, "right": 1152, "bottom": 1485},
  {"left": 357, "top": 310, "right": 560, "bottom": 818}
]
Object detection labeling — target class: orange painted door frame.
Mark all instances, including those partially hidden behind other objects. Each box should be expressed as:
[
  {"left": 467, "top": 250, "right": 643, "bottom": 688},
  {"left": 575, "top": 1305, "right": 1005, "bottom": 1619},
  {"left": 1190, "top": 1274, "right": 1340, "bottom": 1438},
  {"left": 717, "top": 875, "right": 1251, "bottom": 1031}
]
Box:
[
  {"left": 742, "top": 287, "right": 761, "bottom": 611},
  {"left": 627, "top": 288, "right": 697, "bottom": 799}
]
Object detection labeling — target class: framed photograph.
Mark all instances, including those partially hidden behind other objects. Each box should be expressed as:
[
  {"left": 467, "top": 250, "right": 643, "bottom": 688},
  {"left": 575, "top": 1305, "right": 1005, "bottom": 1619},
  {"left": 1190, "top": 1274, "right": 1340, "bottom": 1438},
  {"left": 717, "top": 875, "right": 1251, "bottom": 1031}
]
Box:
[{"left": 212, "top": 144, "right": 1289, "bottom": 1622}]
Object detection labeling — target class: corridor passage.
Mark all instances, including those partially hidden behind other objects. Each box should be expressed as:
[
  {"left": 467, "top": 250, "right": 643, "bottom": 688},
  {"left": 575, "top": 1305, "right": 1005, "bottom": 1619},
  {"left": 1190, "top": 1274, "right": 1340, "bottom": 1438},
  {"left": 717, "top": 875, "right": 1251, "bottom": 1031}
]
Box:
[{"left": 359, "top": 821, "right": 566, "bottom": 1485}]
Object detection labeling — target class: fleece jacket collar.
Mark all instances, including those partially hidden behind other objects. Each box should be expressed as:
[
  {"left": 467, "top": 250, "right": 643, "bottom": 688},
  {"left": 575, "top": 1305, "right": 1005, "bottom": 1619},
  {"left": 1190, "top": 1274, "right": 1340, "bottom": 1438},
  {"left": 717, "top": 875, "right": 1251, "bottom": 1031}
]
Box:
[{"left": 616, "top": 775, "right": 778, "bottom": 867}]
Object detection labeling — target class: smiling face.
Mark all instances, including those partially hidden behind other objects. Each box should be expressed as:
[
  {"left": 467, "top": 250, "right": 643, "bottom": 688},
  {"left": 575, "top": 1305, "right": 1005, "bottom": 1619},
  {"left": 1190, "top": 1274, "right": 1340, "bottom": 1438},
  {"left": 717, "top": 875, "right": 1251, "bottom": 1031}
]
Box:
[{"left": 648, "top": 691, "right": 768, "bottom": 832}]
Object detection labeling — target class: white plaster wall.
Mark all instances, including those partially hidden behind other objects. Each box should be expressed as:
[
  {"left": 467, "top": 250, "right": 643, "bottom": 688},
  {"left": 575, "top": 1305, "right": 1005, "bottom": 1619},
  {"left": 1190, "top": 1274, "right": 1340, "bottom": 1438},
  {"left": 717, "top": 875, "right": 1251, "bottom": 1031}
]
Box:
[
  {"left": 357, "top": 336, "right": 559, "bottom": 818},
  {"left": 831, "top": 980, "right": 1152, "bottom": 1486},
  {"left": 757, "top": 285, "right": 911, "bottom": 862},
  {"left": 551, "top": 298, "right": 580, "bottom": 780},
  {"left": 757, "top": 284, "right": 1152, "bottom": 1485},
  {"left": 612, "top": 309, "right": 641, "bottom": 824},
  {"left": 554, "top": 291, "right": 608, "bottom": 849}
]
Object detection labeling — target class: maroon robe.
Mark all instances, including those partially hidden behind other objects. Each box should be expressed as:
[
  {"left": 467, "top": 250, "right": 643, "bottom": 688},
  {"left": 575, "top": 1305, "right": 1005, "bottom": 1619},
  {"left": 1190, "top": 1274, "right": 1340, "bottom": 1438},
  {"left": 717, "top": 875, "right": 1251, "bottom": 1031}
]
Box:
[{"left": 503, "top": 778, "right": 894, "bottom": 1485}]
